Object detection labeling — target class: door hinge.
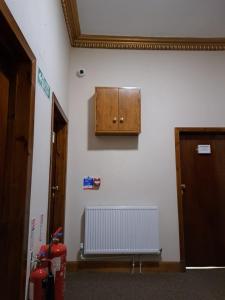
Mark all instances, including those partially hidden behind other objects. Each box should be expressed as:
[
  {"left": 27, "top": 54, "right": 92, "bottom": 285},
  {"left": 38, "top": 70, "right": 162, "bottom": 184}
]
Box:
[
  {"left": 180, "top": 184, "right": 186, "bottom": 195},
  {"left": 52, "top": 131, "right": 55, "bottom": 144},
  {"left": 180, "top": 184, "right": 186, "bottom": 190}
]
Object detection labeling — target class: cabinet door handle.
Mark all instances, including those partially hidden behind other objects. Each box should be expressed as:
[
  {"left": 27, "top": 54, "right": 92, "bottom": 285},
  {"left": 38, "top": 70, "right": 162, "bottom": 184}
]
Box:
[
  {"left": 120, "top": 117, "right": 124, "bottom": 123},
  {"left": 113, "top": 117, "right": 117, "bottom": 123}
]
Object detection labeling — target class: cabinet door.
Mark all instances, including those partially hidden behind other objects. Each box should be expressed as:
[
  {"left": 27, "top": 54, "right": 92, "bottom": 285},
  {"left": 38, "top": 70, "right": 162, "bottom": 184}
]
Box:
[
  {"left": 118, "top": 88, "right": 140, "bottom": 133},
  {"left": 95, "top": 87, "right": 119, "bottom": 133}
]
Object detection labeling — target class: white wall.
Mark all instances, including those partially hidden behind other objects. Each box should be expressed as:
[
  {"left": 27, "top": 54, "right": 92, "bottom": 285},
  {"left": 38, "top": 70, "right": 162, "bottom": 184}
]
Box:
[
  {"left": 66, "top": 48, "right": 225, "bottom": 262},
  {"left": 4, "top": 0, "right": 70, "bottom": 295}
]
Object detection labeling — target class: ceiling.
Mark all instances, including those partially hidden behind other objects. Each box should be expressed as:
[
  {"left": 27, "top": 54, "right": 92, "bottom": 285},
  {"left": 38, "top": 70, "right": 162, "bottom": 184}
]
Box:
[
  {"left": 77, "top": 0, "right": 225, "bottom": 38},
  {"left": 61, "top": 0, "right": 225, "bottom": 50}
]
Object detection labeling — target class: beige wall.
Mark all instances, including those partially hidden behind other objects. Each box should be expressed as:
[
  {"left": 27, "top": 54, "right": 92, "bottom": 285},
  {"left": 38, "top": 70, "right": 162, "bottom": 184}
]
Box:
[{"left": 65, "top": 48, "right": 225, "bottom": 262}]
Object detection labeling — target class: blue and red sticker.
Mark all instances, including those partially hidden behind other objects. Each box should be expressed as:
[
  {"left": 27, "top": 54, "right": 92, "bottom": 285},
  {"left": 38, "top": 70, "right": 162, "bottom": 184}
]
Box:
[{"left": 83, "top": 176, "right": 101, "bottom": 190}]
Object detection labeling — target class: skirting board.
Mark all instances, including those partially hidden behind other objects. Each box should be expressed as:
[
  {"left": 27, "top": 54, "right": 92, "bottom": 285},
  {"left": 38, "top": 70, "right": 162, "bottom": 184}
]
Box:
[{"left": 67, "top": 261, "right": 185, "bottom": 273}]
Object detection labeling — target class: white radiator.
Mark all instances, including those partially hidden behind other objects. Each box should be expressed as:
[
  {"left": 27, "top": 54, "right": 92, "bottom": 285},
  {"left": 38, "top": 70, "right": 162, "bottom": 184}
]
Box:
[{"left": 84, "top": 206, "right": 160, "bottom": 255}]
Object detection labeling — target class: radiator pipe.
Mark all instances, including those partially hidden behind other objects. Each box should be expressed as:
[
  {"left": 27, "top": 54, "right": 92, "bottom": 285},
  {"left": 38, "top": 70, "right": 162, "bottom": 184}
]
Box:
[
  {"left": 139, "top": 255, "right": 142, "bottom": 274},
  {"left": 131, "top": 255, "right": 135, "bottom": 274}
]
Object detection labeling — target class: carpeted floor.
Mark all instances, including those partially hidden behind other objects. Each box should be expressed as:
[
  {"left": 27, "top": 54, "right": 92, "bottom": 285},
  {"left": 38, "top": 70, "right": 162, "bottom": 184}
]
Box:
[{"left": 65, "top": 269, "right": 225, "bottom": 300}]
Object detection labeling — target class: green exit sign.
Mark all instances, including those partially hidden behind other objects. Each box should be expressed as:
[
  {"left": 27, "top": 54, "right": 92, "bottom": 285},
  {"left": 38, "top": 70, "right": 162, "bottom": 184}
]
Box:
[{"left": 38, "top": 68, "right": 50, "bottom": 99}]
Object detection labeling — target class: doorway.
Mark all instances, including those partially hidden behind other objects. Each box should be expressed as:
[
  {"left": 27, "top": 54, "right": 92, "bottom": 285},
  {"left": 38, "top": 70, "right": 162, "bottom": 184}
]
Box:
[
  {"left": 175, "top": 128, "right": 225, "bottom": 267},
  {"left": 47, "top": 94, "right": 68, "bottom": 242},
  {"left": 0, "top": 2, "right": 36, "bottom": 299}
]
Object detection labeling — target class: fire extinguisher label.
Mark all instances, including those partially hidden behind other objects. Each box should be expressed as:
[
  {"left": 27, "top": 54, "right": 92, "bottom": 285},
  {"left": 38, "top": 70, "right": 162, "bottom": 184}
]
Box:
[
  {"left": 29, "top": 282, "right": 34, "bottom": 300},
  {"left": 52, "top": 257, "right": 61, "bottom": 277}
]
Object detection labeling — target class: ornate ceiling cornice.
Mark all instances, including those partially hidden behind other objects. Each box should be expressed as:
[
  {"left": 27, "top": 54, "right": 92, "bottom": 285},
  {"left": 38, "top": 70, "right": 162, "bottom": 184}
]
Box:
[
  {"left": 61, "top": 0, "right": 225, "bottom": 51},
  {"left": 75, "top": 35, "right": 225, "bottom": 51},
  {"left": 61, "top": 0, "right": 80, "bottom": 43}
]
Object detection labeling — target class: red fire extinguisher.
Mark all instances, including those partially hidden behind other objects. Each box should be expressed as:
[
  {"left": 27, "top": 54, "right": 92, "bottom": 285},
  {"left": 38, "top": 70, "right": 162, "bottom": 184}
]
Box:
[
  {"left": 29, "top": 260, "right": 48, "bottom": 300},
  {"left": 39, "top": 227, "right": 67, "bottom": 300},
  {"left": 51, "top": 230, "right": 67, "bottom": 300}
]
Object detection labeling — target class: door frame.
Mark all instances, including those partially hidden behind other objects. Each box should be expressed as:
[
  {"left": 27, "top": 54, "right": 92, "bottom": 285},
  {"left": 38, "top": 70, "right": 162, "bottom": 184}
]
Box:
[
  {"left": 0, "top": 1, "right": 36, "bottom": 299},
  {"left": 175, "top": 127, "right": 225, "bottom": 268},
  {"left": 47, "top": 93, "right": 68, "bottom": 242}
]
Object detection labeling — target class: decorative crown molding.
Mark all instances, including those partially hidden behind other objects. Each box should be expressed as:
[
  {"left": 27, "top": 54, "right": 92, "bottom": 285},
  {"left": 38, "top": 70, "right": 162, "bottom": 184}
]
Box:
[
  {"left": 75, "top": 35, "right": 225, "bottom": 51},
  {"left": 61, "top": 0, "right": 80, "bottom": 44},
  {"left": 61, "top": 0, "right": 225, "bottom": 51}
]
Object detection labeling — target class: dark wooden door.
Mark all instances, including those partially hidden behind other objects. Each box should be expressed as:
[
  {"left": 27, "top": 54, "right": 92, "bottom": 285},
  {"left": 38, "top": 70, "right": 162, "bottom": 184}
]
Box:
[
  {"left": 0, "top": 3, "right": 36, "bottom": 299},
  {"left": 0, "top": 71, "right": 9, "bottom": 197},
  {"left": 47, "top": 95, "right": 68, "bottom": 241},
  {"left": 180, "top": 132, "right": 225, "bottom": 266},
  {"left": 0, "top": 63, "right": 35, "bottom": 299},
  {"left": 48, "top": 128, "right": 58, "bottom": 236}
]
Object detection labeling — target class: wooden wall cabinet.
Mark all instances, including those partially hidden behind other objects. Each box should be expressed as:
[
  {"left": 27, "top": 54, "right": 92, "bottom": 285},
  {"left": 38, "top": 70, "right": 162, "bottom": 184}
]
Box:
[{"left": 95, "top": 87, "right": 141, "bottom": 135}]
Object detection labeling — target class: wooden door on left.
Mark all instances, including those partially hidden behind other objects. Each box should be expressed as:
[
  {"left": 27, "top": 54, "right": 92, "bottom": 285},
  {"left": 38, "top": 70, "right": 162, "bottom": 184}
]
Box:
[
  {"left": 47, "top": 95, "right": 68, "bottom": 241},
  {"left": 0, "top": 3, "right": 36, "bottom": 299}
]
